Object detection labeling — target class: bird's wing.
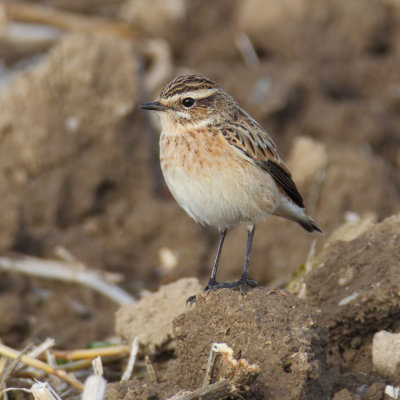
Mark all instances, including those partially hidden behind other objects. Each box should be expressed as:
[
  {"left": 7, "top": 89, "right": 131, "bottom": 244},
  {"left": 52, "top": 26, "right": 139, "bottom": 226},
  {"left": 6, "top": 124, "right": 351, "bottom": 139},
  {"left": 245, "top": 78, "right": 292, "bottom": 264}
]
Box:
[{"left": 218, "top": 115, "right": 304, "bottom": 208}]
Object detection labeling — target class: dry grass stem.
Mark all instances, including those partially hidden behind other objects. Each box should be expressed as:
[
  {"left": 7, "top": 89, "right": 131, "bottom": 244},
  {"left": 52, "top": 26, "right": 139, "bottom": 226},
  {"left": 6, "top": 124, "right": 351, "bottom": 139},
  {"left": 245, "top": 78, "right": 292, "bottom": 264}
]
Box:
[
  {"left": 45, "top": 350, "right": 57, "bottom": 369},
  {"left": 51, "top": 345, "right": 130, "bottom": 361},
  {"left": 81, "top": 375, "right": 106, "bottom": 400},
  {"left": 28, "top": 339, "right": 56, "bottom": 361},
  {"left": 145, "top": 355, "right": 158, "bottom": 383},
  {"left": 305, "top": 239, "right": 317, "bottom": 274},
  {"left": 58, "top": 356, "right": 125, "bottom": 373},
  {"left": 120, "top": 337, "right": 139, "bottom": 382},
  {"left": 235, "top": 33, "right": 259, "bottom": 66},
  {"left": 202, "top": 343, "right": 260, "bottom": 391},
  {"left": 3, "top": 1, "right": 135, "bottom": 38},
  {"left": 54, "top": 247, "right": 124, "bottom": 285},
  {"left": 0, "top": 357, "right": 8, "bottom": 378},
  {"left": 167, "top": 380, "right": 235, "bottom": 400},
  {"left": 0, "top": 256, "right": 136, "bottom": 305},
  {"left": 92, "top": 357, "right": 103, "bottom": 377},
  {"left": 140, "top": 39, "right": 173, "bottom": 93},
  {"left": 57, "top": 359, "right": 93, "bottom": 373},
  {"left": 0, "top": 344, "right": 83, "bottom": 391},
  {"left": 14, "top": 339, "right": 56, "bottom": 377},
  {"left": 203, "top": 344, "right": 218, "bottom": 386},
  {"left": 30, "top": 382, "right": 62, "bottom": 400},
  {"left": 0, "top": 343, "right": 33, "bottom": 393}
]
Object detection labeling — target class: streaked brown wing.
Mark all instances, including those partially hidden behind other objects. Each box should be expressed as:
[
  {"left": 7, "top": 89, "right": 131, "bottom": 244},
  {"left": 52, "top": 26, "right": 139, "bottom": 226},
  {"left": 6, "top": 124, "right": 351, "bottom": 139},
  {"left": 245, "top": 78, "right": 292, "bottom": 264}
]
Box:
[
  {"left": 257, "top": 160, "right": 304, "bottom": 208},
  {"left": 218, "top": 118, "right": 304, "bottom": 209}
]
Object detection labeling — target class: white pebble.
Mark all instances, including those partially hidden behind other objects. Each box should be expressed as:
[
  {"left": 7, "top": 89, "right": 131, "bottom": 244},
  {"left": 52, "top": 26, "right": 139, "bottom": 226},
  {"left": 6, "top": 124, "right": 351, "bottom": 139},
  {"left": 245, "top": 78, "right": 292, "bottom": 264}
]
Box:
[{"left": 372, "top": 331, "right": 400, "bottom": 377}]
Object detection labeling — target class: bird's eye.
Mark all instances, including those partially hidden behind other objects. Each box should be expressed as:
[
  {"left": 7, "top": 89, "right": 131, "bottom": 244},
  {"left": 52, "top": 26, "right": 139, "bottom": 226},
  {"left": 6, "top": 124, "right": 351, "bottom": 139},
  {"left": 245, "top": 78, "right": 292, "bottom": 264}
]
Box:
[{"left": 182, "top": 97, "right": 195, "bottom": 108}]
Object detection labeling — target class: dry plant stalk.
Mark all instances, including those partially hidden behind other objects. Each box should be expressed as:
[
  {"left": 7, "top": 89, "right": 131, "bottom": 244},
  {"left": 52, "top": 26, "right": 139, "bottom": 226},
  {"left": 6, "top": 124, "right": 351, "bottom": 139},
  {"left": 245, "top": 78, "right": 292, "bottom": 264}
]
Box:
[
  {"left": 235, "top": 32, "right": 259, "bottom": 66},
  {"left": 57, "top": 359, "right": 93, "bottom": 372},
  {"left": 28, "top": 339, "right": 56, "bottom": 360},
  {"left": 0, "top": 344, "right": 83, "bottom": 390},
  {"left": 3, "top": 1, "right": 136, "bottom": 38},
  {"left": 92, "top": 357, "right": 103, "bottom": 377},
  {"left": 0, "top": 256, "right": 135, "bottom": 305},
  {"left": 167, "top": 380, "right": 234, "bottom": 400},
  {"left": 0, "top": 356, "right": 7, "bottom": 377},
  {"left": 51, "top": 345, "right": 130, "bottom": 361},
  {"left": 169, "top": 343, "right": 259, "bottom": 400},
  {"left": 81, "top": 375, "right": 106, "bottom": 400},
  {"left": 30, "top": 382, "right": 62, "bottom": 400},
  {"left": 139, "top": 39, "right": 173, "bottom": 93},
  {"left": 120, "top": 337, "right": 139, "bottom": 382},
  {"left": 1, "top": 382, "right": 61, "bottom": 400},
  {"left": 145, "top": 355, "right": 158, "bottom": 383},
  {"left": 204, "top": 343, "right": 260, "bottom": 390}
]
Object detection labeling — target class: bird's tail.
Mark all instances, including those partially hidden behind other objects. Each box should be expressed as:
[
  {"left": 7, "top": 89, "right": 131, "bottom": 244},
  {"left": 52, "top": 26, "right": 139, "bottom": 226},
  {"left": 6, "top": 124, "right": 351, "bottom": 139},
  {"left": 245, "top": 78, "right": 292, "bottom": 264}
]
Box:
[
  {"left": 296, "top": 215, "right": 323, "bottom": 233},
  {"left": 273, "top": 197, "right": 323, "bottom": 233}
]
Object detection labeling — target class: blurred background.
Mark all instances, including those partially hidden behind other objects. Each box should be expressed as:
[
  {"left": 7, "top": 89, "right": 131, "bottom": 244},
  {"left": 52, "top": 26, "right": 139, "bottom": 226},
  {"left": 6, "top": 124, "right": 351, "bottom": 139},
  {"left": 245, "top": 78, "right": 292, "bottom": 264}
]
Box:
[{"left": 0, "top": 0, "right": 399, "bottom": 348}]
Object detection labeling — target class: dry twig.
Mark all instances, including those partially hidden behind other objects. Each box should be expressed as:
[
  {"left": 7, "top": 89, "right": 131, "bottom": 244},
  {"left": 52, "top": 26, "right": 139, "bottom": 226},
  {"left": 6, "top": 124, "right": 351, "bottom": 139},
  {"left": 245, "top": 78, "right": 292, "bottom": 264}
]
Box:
[
  {"left": 51, "top": 345, "right": 130, "bottom": 362},
  {"left": 92, "top": 357, "right": 103, "bottom": 377},
  {"left": 145, "top": 355, "right": 158, "bottom": 383},
  {"left": 3, "top": 1, "right": 135, "bottom": 38},
  {"left": 1, "top": 381, "right": 62, "bottom": 400},
  {"left": 30, "top": 382, "right": 62, "bottom": 400},
  {"left": 0, "top": 256, "right": 135, "bottom": 305},
  {"left": 0, "top": 344, "right": 83, "bottom": 390},
  {"left": 203, "top": 343, "right": 260, "bottom": 389},
  {"left": 167, "top": 380, "right": 235, "bottom": 400},
  {"left": 235, "top": 32, "right": 259, "bottom": 66},
  {"left": 81, "top": 375, "right": 106, "bottom": 400},
  {"left": 120, "top": 337, "right": 139, "bottom": 382}
]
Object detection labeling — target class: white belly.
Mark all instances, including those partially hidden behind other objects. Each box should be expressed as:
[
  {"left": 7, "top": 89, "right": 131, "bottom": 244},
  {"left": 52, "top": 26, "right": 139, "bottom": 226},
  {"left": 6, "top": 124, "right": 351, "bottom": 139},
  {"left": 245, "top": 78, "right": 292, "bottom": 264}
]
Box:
[{"left": 161, "top": 154, "right": 280, "bottom": 230}]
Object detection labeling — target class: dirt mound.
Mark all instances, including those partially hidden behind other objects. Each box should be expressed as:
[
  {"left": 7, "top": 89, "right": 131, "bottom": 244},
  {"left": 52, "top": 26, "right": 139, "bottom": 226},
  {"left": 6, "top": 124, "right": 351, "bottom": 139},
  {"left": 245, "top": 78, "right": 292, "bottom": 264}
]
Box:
[
  {"left": 168, "top": 289, "right": 328, "bottom": 400},
  {"left": 115, "top": 278, "right": 202, "bottom": 352},
  {"left": 305, "top": 214, "right": 400, "bottom": 341},
  {"left": 0, "top": 33, "right": 138, "bottom": 251},
  {"left": 107, "top": 287, "right": 328, "bottom": 400},
  {"left": 304, "top": 214, "right": 400, "bottom": 395},
  {"left": 238, "top": 0, "right": 392, "bottom": 59}
]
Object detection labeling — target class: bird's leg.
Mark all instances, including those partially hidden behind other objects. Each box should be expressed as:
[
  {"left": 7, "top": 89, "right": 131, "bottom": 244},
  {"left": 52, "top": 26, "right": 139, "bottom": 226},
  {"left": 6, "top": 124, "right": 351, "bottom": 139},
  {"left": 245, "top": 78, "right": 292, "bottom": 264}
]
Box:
[
  {"left": 237, "top": 223, "right": 257, "bottom": 293},
  {"left": 203, "top": 224, "right": 257, "bottom": 294},
  {"left": 204, "top": 229, "right": 227, "bottom": 290}
]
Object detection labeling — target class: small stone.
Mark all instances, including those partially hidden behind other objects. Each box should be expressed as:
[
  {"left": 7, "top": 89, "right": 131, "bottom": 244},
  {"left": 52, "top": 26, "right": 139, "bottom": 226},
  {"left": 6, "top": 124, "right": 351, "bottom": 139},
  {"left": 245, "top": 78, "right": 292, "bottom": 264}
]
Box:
[{"left": 372, "top": 330, "right": 400, "bottom": 377}]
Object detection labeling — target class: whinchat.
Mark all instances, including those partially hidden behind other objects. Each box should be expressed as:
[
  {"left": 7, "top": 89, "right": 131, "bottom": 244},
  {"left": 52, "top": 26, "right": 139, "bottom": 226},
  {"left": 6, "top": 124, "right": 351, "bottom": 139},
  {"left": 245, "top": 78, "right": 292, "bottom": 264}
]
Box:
[{"left": 141, "top": 75, "right": 322, "bottom": 294}]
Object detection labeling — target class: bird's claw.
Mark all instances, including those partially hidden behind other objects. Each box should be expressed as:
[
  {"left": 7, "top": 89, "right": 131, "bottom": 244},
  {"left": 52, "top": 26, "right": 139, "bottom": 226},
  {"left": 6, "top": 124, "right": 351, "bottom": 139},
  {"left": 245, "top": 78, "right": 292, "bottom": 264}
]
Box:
[
  {"left": 204, "top": 277, "right": 258, "bottom": 294},
  {"left": 186, "top": 295, "right": 197, "bottom": 305},
  {"left": 186, "top": 278, "right": 258, "bottom": 304}
]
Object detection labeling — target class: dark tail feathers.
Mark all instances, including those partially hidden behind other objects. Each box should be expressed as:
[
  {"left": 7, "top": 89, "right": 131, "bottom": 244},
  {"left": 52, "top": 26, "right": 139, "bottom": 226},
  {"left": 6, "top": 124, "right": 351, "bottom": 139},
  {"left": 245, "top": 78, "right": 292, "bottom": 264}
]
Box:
[{"left": 297, "top": 216, "right": 323, "bottom": 233}]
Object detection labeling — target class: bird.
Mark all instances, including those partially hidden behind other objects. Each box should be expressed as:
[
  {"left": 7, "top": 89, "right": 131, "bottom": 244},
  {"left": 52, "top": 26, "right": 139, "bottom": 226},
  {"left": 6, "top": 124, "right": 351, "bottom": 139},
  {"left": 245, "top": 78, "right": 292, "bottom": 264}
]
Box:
[{"left": 140, "top": 74, "right": 322, "bottom": 295}]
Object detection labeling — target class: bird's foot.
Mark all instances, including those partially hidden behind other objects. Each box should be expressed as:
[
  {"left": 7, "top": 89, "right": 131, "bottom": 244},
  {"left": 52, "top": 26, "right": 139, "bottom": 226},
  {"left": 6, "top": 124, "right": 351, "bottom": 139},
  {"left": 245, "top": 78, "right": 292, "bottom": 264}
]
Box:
[
  {"left": 186, "top": 295, "right": 197, "bottom": 305},
  {"left": 204, "top": 277, "right": 258, "bottom": 294},
  {"left": 186, "top": 277, "right": 258, "bottom": 305}
]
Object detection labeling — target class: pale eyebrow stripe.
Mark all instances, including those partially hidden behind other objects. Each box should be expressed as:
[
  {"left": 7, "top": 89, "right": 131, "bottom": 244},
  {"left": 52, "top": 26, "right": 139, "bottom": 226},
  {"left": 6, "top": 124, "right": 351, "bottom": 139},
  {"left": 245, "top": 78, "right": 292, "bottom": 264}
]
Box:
[{"left": 165, "top": 89, "right": 218, "bottom": 103}]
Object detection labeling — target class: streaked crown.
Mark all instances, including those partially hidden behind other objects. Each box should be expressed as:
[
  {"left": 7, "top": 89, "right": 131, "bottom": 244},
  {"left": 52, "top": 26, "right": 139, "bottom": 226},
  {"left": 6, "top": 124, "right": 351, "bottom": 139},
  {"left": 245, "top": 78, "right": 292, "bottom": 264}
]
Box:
[{"left": 159, "top": 75, "right": 218, "bottom": 99}]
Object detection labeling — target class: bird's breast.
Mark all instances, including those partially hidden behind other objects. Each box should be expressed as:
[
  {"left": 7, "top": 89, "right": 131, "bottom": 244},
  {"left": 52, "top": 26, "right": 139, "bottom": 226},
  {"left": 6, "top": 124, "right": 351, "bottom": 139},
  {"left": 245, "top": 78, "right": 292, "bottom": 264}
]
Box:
[
  {"left": 160, "top": 129, "right": 227, "bottom": 175},
  {"left": 159, "top": 129, "right": 279, "bottom": 229}
]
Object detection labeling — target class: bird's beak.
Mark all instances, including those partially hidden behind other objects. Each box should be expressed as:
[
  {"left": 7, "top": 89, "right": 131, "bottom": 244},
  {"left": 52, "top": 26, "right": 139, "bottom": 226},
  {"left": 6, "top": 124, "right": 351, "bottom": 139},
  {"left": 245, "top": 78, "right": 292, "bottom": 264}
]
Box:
[{"left": 139, "top": 101, "right": 169, "bottom": 112}]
